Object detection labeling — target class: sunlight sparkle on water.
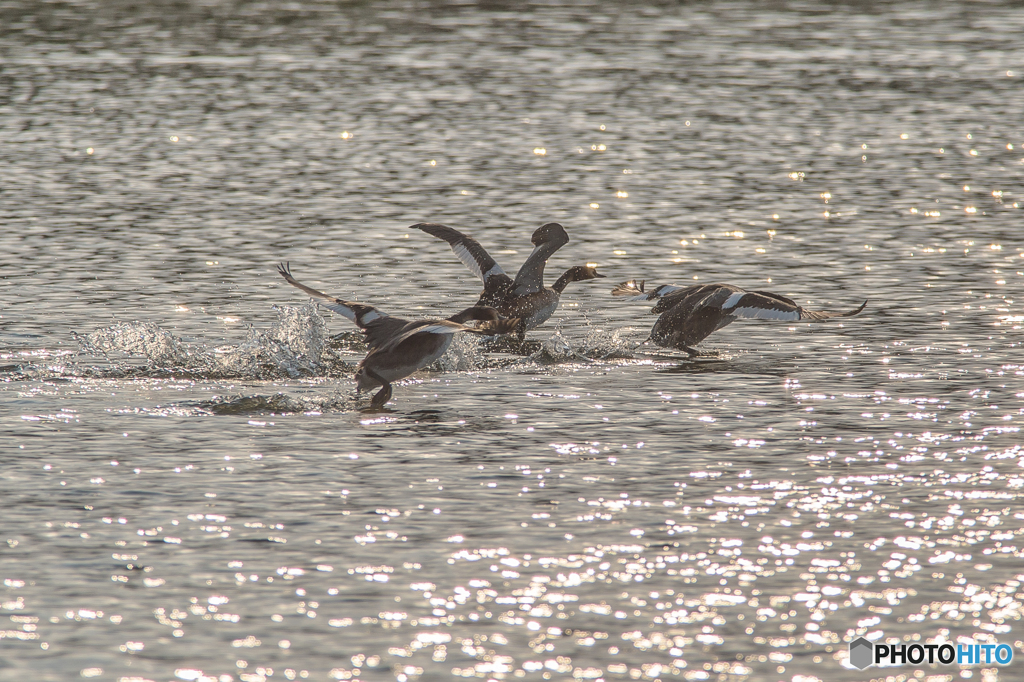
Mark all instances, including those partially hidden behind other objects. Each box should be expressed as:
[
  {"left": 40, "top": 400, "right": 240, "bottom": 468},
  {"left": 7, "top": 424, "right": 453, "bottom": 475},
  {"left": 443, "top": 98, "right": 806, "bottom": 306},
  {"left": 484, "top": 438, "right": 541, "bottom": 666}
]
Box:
[{"left": 5, "top": 5, "right": 1024, "bottom": 682}]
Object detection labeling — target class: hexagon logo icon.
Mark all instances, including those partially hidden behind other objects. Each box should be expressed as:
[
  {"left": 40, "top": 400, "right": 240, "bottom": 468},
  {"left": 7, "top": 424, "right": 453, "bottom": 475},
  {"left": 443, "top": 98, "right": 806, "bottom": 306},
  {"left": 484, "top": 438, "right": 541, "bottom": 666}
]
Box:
[{"left": 849, "top": 637, "right": 874, "bottom": 669}]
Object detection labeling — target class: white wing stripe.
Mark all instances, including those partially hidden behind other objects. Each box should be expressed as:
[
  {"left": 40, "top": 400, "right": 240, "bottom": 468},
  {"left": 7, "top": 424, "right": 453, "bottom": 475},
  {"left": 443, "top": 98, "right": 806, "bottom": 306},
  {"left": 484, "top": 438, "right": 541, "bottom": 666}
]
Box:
[
  {"left": 451, "top": 243, "right": 484, "bottom": 280},
  {"left": 483, "top": 264, "right": 504, "bottom": 280},
  {"left": 413, "top": 324, "right": 462, "bottom": 336},
  {"left": 359, "top": 310, "right": 384, "bottom": 324},
  {"left": 730, "top": 306, "right": 800, "bottom": 321},
  {"left": 322, "top": 302, "right": 357, "bottom": 322},
  {"left": 721, "top": 292, "right": 745, "bottom": 309}
]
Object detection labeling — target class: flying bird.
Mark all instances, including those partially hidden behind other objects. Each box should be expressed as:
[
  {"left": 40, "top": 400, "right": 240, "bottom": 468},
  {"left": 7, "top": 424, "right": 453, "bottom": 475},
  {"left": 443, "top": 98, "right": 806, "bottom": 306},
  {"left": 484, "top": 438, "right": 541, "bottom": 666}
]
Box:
[
  {"left": 612, "top": 279, "right": 866, "bottom": 355},
  {"left": 277, "top": 262, "right": 518, "bottom": 408},
  {"left": 413, "top": 222, "right": 604, "bottom": 339}
]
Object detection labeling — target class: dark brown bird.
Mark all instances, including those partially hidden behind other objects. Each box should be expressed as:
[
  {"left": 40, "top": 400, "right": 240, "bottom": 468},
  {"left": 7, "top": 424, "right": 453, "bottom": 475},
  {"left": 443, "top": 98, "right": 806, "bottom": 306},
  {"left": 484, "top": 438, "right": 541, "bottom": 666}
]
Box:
[
  {"left": 612, "top": 279, "right": 866, "bottom": 355},
  {"left": 413, "top": 222, "right": 604, "bottom": 339},
  {"left": 277, "top": 262, "right": 518, "bottom": 408}
]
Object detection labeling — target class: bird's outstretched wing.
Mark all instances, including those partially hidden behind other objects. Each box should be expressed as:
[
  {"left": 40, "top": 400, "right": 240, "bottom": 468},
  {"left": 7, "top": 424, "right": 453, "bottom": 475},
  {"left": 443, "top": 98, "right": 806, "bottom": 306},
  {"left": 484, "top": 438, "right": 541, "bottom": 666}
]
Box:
[
  {"left": 379, "top": 316, "right": 520, "bottom": 354},
  {"left": 796, "top": 299, "right": 868, "bottom": 321},
  {"left": 413, "top": 223, "right": 510, "bottom": 285},
  {"left": 276, "top": 262, "right": 387, "bottom": 328},
  {"left": 724, "top": 290, "right": 867, "bottom": 321},
  {"left": 511, "top": 222, "right": 569, "bottom": 294}
]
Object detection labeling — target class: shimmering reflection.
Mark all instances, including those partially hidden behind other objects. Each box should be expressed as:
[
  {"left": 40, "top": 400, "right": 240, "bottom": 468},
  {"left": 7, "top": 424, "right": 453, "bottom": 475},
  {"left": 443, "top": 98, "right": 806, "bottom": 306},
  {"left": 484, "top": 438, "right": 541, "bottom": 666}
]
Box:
[{"left": 3, "top": 1, "right": 1024, "bottom": 681}]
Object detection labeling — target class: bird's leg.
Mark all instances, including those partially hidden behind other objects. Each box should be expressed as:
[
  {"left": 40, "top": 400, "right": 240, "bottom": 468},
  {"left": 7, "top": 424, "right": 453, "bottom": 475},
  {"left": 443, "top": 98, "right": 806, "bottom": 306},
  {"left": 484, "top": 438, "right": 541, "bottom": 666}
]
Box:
[
  {"left": 369, "top": 383, "right": 393, "bottom": 409},
  {"left": 362, "top": 368, "right": 393, "bottom": 409}
]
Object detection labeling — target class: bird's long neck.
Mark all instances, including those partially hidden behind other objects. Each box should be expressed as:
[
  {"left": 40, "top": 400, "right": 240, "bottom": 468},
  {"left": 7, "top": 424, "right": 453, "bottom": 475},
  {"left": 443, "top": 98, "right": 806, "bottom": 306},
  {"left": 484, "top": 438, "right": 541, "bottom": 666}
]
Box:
[{"left": 551, "top": 268, "right": 580, "bottom": 294}]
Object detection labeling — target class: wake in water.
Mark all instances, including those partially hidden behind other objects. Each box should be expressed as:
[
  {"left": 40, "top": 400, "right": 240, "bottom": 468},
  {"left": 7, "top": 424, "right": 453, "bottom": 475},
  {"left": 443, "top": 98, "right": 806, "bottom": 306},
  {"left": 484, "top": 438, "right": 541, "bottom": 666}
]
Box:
[
  {"left": 63, "top": 306, "right": 519, "bottom": 379},
  {"left": 181, "top": 391, "right": 361, "bottom": 416},
  {"left": 1, "top": 308, "right": 677, "bottom": 417},
  {"left": 530, "top": 326, "right": 644, "bottom": 363},
  {"left": 4, "top": 304, "right": 652, "bottom": 389}
]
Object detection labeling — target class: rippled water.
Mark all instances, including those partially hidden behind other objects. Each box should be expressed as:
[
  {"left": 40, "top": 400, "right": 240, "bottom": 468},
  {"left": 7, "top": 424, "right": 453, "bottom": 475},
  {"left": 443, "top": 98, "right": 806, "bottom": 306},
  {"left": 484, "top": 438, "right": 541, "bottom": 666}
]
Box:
[{"left": 3, "top": 2, "right": 1024, "bottom": 681}]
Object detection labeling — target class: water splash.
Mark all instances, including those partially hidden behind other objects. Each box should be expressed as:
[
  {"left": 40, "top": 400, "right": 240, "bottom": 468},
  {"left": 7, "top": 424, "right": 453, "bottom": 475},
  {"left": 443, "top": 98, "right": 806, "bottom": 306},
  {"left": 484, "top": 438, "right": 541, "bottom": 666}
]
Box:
[
  {"left": 74, "top": 303, "right": 333, "bottom": 379},
  {"left": 64, "top": 303, "right": 519, "bottom": 383},
  {"left": 531, "top": 330, "right": 591, "bottom": 364},
  {"left": 528, "top": 327, "right": 641, "bottom": 364},
  {"left": 77, "top": 320, "right": 191, "bottom": 367},
  {"left": 208, "top": 304, "right": 330, "bottom": 378},
  {"left": 329, "top": 330, "right": 367, "bottom": 352},
  {"left": 429, "top": 334, "right": 486, "bottom": 373},
  {"left": 577, "top": 327, "right": 643, "bottom": 360}
]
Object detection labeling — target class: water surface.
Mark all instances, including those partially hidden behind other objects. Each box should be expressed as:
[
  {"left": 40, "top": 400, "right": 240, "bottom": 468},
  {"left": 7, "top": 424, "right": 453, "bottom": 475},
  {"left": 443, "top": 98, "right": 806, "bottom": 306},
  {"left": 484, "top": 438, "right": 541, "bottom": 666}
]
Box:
[{"left": 2, "top": 2, "right": 1024, "bottom": 681}]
